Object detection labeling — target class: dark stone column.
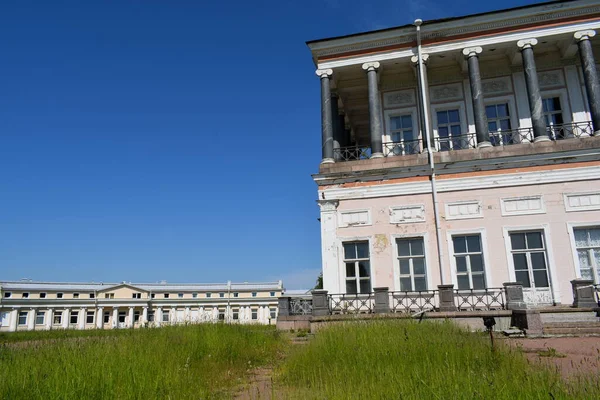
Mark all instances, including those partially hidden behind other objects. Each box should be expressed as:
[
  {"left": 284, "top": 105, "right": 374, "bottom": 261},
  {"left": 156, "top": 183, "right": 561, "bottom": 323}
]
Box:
[
  {"left": 571, "top": 279, "right": 598, "bottom": 308},
  {"left": 438, "top": 284, "right": 457, "bottom": 312},
  {"left": 362, "top": 62, "right": 384, "bottom": 158},
  {"left": 331, "top": 93, "right": 342, "bottom": 161},
  {"left": 311, "top": 289, "right": 330, "bottom": 316},
  {"left": 517, "top": 39, "right": 548, "bottom": 142},
  {"left": 575, "top": 30, "right": 600, "bottom": 136},
  {"left": 463, "top": 47, "right": 491, "bottom": 147},
  {"left": 412, "top": 54, "right": 431, "bottom": 150},
  {"left": 317, "top": 69, "right": 335, "bottom": 163},
  {"left": 373, "top": 287, "right": 390, "bottom": 314}
]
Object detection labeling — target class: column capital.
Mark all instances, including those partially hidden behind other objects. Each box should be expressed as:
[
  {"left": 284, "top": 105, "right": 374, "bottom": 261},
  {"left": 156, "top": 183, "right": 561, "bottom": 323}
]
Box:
[
  {"left": 410, "top": 54, "right": 429, "bottom": 65},
  {"left": 517, "top": 38, "right": 538, "bottom": 50},
  {"left": 317, "top": 199, "right": 339, "bottom": 212},
  {"left": 462, "top": 46, "right": 483, "bottom": 58},
  {"left": 574, "top": 30, "right": 596, "bottom": 42},
  {"left": 315, "top": 68, "right": 333, "bottom": 79},
  {"left": 361, "top": 61, "right": 380, "bottom": 72}
]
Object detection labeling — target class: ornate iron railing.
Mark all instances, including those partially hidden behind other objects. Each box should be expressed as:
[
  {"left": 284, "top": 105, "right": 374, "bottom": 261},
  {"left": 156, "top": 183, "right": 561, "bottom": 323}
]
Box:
[
  {"left": 383, "top": 139, "right": 422, "bottom": 156},
  {"left": 289, "top": 298, "right": 313, "bottom": 316},
  {"left": 334, "top": 145, "right": 371, "bottom": 161},
  {"left": 390, "top": 290, "right": 438, "bottom": 313},
  {"left": 328, "top": 293, "right": 374, "bottom": 314},
  {"left": 489, "top": 127, "right": 533, "bottom": 146},
  {"left": 434, "top": 133, "right": 477, "bottom": 152},
  {"left": 454, "top": 288, "right": 505, "bottom": 311},
  {"left": 546, "top": 121, "right": 594, "bottom": 140}
]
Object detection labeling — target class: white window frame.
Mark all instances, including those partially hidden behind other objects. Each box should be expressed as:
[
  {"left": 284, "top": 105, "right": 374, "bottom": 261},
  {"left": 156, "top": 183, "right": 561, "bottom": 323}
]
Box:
[
  {"left": 35, "top": 311, "right": 45, "bottom": 325},
  {"left": 484, "top": 95, "right": 519, "bottom": 143},
  {"left": 383, "top": 107, "right": 420, "bottom": 155},
  {"left": 446, "top": 228, "right": 493, "bottom": 290},
  {"left": 251, "top": 308, "right": 258, "bottom": 320},
  {"left": 22, "top": 292, "right": 29, "bottom": 299},
  {"left": 391, "top": 233, "right": 433, "bottom": 292},
  {"left": 341, "top": 239, "right": 374, "bottom": 294},
  {"left": 3, "top": 292, "right": 11, "bottom": 298},
  {"left": 431, "top": 101, "right": 469, "bottom": 151},
  {"left": 18, "top": 311, "right": 28, "bottom": 326},
  {"left": 39, "top": 292, "right": 47, "bottom": 299},
  {"left": 57, "top": 293, "right": 63, "bottom": 299},
  {"left": 1, "top": 311, "right": 9, "bottom": 327},
  {"left": 73, "top": 293, "right": 79, "bottom": 299},
  {"left": 69, "top": 311, "right": 79, "bottom": 325},
  {"left": 53, "top": 311, "right": 62, "bottom": 325},
  {"left": 567, "top": 222, "right": 600, "bottom": 282},
  {"left": 502, "top": 224, "right": 560, "bottom": 303},
  {"left": 86, "top": 311, "right": 95, "bottom": 324},
  {"left": 541, "top": 88, "right": 573, "bottom": 127}
]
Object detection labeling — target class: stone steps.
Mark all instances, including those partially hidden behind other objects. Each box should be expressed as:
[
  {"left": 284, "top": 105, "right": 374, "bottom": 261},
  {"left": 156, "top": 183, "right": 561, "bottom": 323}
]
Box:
[{"left": 542, "top": 321, "right": 600, "bottom": 335}]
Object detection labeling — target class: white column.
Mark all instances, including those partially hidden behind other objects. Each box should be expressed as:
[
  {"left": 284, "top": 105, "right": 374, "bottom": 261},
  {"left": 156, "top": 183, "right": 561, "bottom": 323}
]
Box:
[
  {"left": 112, "top": 308, "right": 118, "bottom": 329},
  {"left": 8, "top": 309, "right": 18, "bottom": 332},
  {"left": 318, "top": 200, "right": 340, "bottom": 293},
  {"left": 184, "top": 306, "right": 190, "bottom": 323},
  {"left": 128, "top": 307, "right": 134, "bottom": 328},
  {"left": 26, "top": 308, "right": 35, "bottom": 331},
  {"left": 142, "top": 307, "right": 148, "bottom": 325},
  {"left": 46, "top": 309, "right": 54, "bottom": 330},
  {"left": 78, "top": 308, "right": 86, "bottom": 330},
  {"left": 156, "top": 307, "right": 162, "bottom": 327},
  {"left": 62, "top": 308, "right": 70, "bottom": 329},
  {"left": 97, "top": 307, "right": 104, "bottom": 329}
]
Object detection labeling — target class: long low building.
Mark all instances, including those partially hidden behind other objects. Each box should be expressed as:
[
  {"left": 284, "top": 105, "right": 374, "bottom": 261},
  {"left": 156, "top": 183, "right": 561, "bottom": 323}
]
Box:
[{"left": 0, "top": 280, "right": 284, "bottom": 332}]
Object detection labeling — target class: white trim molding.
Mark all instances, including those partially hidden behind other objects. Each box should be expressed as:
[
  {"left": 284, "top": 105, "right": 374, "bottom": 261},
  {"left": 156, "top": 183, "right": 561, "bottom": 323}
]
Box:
[
  {"left": 338, "top": 209, "right": 372, "bottom": 228},
  {"left": 564, "top": 191, "right": 600, "bottom": 212},
  {"left": 445, "top": 200, "right": 483, "bottom": 220},
  {"left": 389, "top": 204, "right": 426, "bottom": 224},
  {"left": 501, "top": 195, "right": 545, "bottom": 216}
]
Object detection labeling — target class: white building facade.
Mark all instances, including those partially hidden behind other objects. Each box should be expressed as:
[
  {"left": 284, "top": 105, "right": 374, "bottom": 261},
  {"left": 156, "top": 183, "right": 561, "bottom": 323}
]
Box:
[
  {"left": 309, "top": 1, "right": 600, "bottom": 307},
  {"left": 0, "top": 280, "right": 283, "bottom": 332}
]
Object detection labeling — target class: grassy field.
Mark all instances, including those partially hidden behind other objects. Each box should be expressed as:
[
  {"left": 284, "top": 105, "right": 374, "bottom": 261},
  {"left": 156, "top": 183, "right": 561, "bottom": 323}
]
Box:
[
  {"left": 2, "top": 320, "right": 599, "bottom": 399},
  {"left": 0, "top": 324, "right": 283, "bottom": 399},
  {"left": 277, "top": 320, "right": 600, "bottom": 399}
]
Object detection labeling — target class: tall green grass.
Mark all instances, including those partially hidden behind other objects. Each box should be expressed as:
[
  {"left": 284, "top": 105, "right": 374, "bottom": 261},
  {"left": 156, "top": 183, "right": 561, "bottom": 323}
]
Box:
[
  {"left": 0, "top": 324, "right": 283, "bottom": 399},
  {"left": 278, "top": 320, "right": 600, "bottom": 399}
]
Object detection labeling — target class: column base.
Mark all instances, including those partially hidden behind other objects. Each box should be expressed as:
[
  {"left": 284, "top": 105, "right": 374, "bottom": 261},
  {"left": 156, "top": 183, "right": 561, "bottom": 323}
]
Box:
[
  {"left": 320, "top": 158, "right": 335, "bottom": 164},
  {"left": 370, "top": 152, "right": 384, "bottom": 159},
  {"left": 477, "top": 141, "right": 493, "bottom": 148},
  {"left": 533, "top": 135, "right": 551, "bottom": 143}
]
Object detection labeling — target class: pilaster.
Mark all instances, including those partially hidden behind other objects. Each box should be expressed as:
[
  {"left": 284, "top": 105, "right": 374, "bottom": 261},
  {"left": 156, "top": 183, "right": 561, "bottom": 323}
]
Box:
[{"left": 318, "top": 199, "right": 340, "bottom": 294}]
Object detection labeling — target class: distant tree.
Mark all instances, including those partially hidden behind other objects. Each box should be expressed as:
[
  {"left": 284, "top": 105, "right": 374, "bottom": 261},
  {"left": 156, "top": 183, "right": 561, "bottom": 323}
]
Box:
[{"left": 314, "top": 272, "right": 323, "bottom": 290}]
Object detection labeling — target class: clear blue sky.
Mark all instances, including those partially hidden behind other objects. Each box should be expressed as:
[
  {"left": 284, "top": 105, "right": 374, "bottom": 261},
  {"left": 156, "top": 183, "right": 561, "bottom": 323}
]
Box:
[{"left": 0, "top": 0, "right": 540, "bottom": 289}]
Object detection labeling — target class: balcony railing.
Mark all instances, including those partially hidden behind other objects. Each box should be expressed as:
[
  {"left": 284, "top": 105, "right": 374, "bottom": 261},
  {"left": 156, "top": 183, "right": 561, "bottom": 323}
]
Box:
[
  {"left": 328, "top": 293, "right": 374, "bottom": 314},
  {"left": 289, "top": 298, "right": 313, "bottom": 316},
  {"left": 454, "top": 288, "right": 505, "bottom": 311},
  {"left": 390, "top": 290, "right": 439, "bottom": 313},
  {"left": 330, "top": 122, "right": 595, "bottom": 162}
]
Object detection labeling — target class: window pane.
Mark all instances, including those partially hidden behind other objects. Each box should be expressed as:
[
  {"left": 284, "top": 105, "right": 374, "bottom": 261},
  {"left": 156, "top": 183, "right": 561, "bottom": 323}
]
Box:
[
  {"left": 500, "top": 119, "right": 511, "bottom": 130},
  {"left": 399, "top": 259, "right": 410, "bottom": 275},
  {"left": 530, "top": 252, "right": 547, "bottom": 270},
  {"left": 453, "top": 236, "right": 466, "bottom": 254},
  {"left": 466, "top": 235, "right": 481, "bottom": 253},
  {"left": 456, "top": 256, "right": 467, "bottom": 273},
  {"left": 457, "top": 275, "right": 470, "bottom": 290},
  {"left": 448, "top": 109, "right": 460, "bottom": 123},
  {"left": 589, "top": 228, "right": 600, "bottom": 247},
  {"left": 343, "top": 243, "right": 356, "bottom": 260},
  {"left": 438, "top": 127, "right": 449, "bottom": 137},
  {"left": 413, "top": 258, "right": 425, "bottom": 275},
  {"left": 497, "top": 104, "right": 509, "bottom": 117},
  {"left": 577, "top": 250, "right": 591, "bottom": 271},
  {"left": 526, "top": 232, "right": 543, "bottom": 249},
  {"left": 533, "top": 270, "right": 549, "bottom": 288},
  {"left": 400, "top": 277, "right": 412, "bottom": 291},
  {"left": 437, "top": 111, "right": 448, "bottom": 125},
  {"left": 574, "top": 229, "right": 588, "bottom": 247},
  {"left": 410, "top": 239, "right": 424, "bottom": 256},
  {"left": 356, "top": 242, "right": 369, "bottom": 259},
  {"left": 470, "top": 254, "right": 484, "bottom": 272},
  {"left": 358, "top": 261, "right": 370, "bottom": 277},
  {"left": 486, "top": 105, "right": 497, "bottom": 118},
  {"left": 552, "top": 97, "right": 561, "bottom": 111},
  {"left": 414, "top": 277, "right": 427, "bottom": 291},
  {"left": 346, "top": 263, "right": 356, "bottom": 278},
  {"left": 390, "top": 116, "right": 401, "bottom": 130},
  {"left": 513, "top": 254, "right": 528, "bottom": 271},
  {"left": 450, "top": 125, "right": 461, "bottom": 136},
  {"left": 397, "top": 240, "right": 410, "bottom": 257},
  {"left": 515, "top": 271, "right": 531, "bottom": 288},
  {"left": 488, "top": 121, "right": 498, "bottom": 132},
  {"left": 510, "top": 233, "right": 526, "bottom": 250},
  {"left": 403, "top": 129, "right": 414, "bottom": 141},
  {"left": 359, "top": 280, "right": 371, "bottom": 294},
  {"left": 402, "top": 115, "right": 412, "bottom": 128},
  {"left": 472, "top": 274, "right": 486, "bottom": 290},
  {"left": 346, "top": 280, "right": 357, "bottom": 294}
]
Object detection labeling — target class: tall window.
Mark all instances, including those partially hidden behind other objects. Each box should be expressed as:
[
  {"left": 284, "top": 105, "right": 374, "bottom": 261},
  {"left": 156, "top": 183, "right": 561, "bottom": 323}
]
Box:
[
  {"left": 162, "top": 310, "right": 170, "bottom": 323},
  {"left": 574, "top": 227, "right": 600, "bottom": 283},
  {"left": 232, "top": 309, "right": 239, "bottom": 320},
  {"left": 118, "top": 311, "right": 126, "bottom": 323},
  {"left": 543, "top": 97, "right": 564, "bottom": 139},
  {"left": 510, "top": 231, "right": 550, "bottom": 289},
  {"left": 343, "top": 241, "right": 371, "bottom": 294},
  {"left": 396, "top": 238, "right": 427, "bottom": 291},
  {"left": 251, "top": 309, "right": 258, "bottom": 320},
  {"left": 35, "top": 311, "right": 45, "bottom": 325},
  {"left": 270, "top": 308, "right": 277, "bottom": 319},
  {"left": 436, "top": 109, "right": 463, "bottom": 151},
  {"left": 389, "top": 114, "right": 417, "bottom": 155},
  {"left": 70, "top": 311, "right": 79, "bottom": 324},
  {"left": 486, "top": 103, "right": 513, "bottom": 145},
  {"left": 453, "top": 235, "right": 486, "bottom": 290},
  {"left": 53, "top": 311, "right": 62, "bottom": 325},
  {"left": 18, "top": 311, "right": 28, "bottom": 325},
  {"left": 103, "top": 312, "right": 110, "bottom": 324},
  {"left": 86, "top": 311, "right": 95, "bottom": 324}
]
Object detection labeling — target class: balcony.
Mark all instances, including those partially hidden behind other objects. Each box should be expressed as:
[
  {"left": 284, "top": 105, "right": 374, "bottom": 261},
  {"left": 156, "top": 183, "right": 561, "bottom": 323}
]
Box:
[{"left": 333, "top": 121, "right": 595, "bottom": 162}]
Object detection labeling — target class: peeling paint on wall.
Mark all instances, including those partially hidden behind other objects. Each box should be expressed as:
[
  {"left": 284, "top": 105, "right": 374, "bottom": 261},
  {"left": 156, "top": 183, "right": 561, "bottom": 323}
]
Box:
[{"left": 373, "top": 234, "right": 389, "bottom": 254}]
